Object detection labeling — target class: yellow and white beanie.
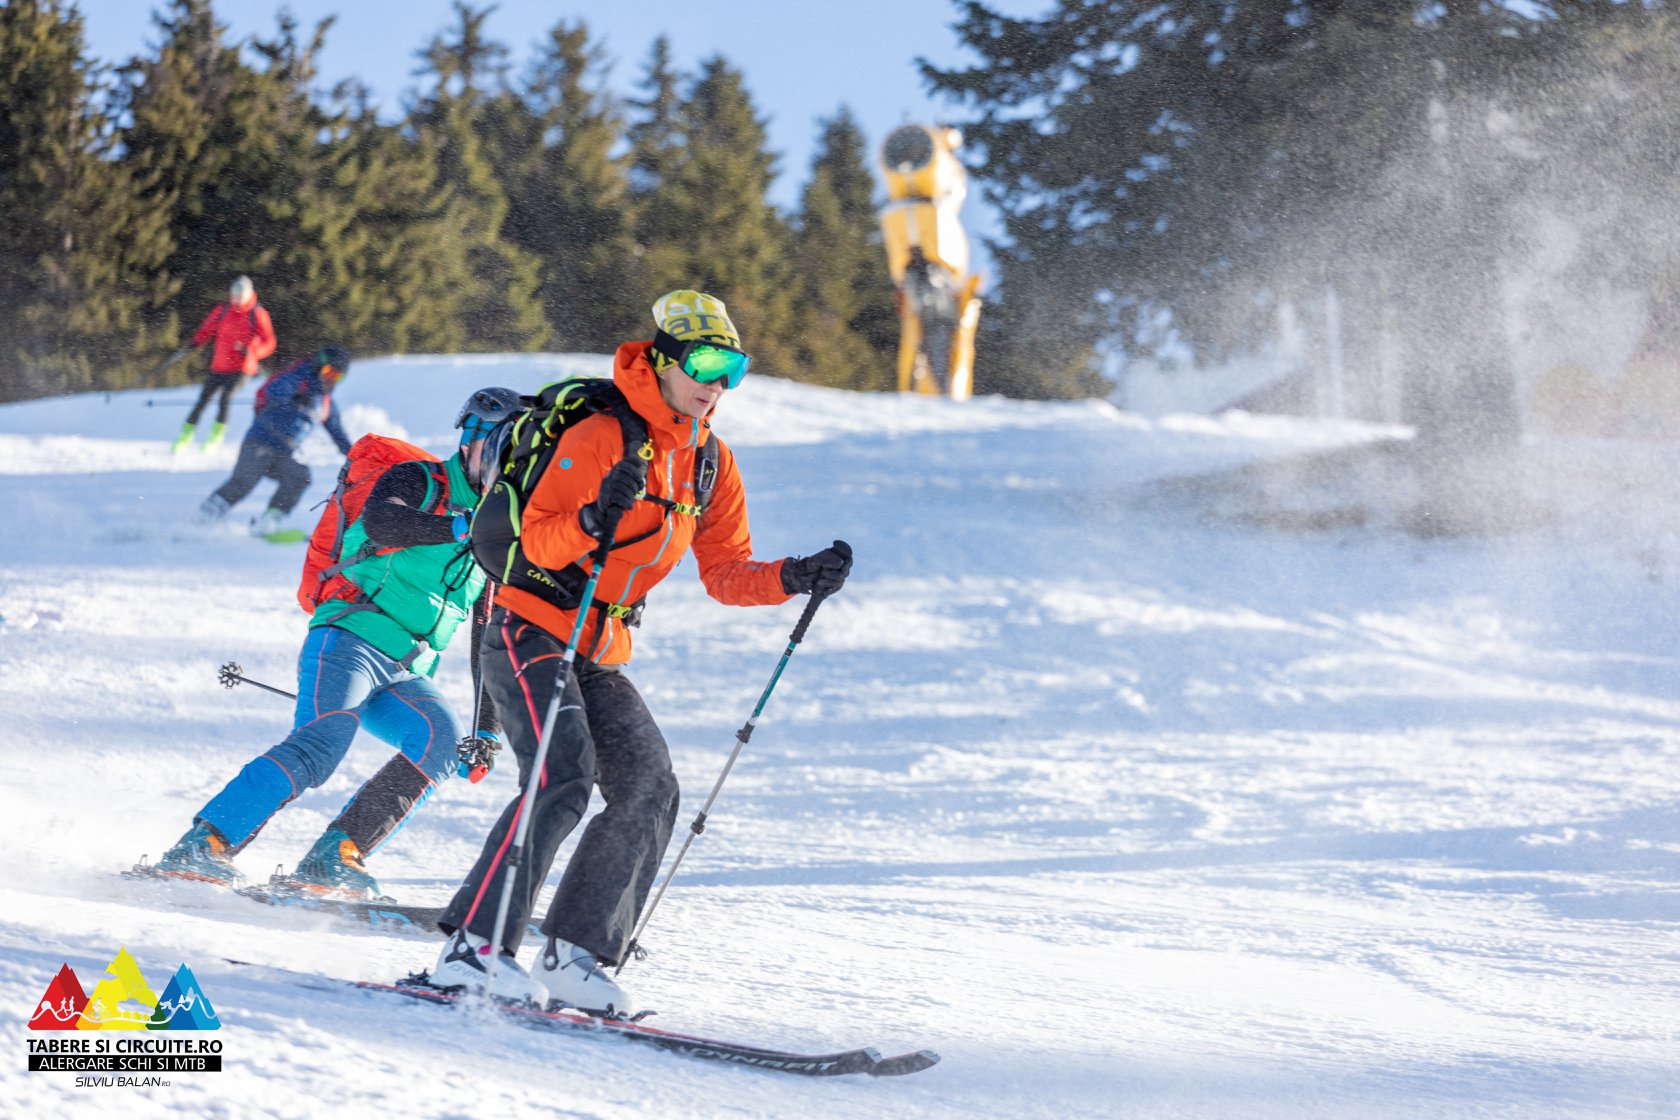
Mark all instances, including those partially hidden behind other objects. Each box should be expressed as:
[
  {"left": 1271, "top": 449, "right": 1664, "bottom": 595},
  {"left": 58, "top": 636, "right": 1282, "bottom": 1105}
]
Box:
[{"left": 651, "top": 290, "right": 741, "bottom": 369}]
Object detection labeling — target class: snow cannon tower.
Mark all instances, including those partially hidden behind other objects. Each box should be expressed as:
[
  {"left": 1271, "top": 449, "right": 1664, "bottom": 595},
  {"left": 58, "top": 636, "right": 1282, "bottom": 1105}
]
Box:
[{"left": 879, "top": 124, "right": 982, "bottom": 400}]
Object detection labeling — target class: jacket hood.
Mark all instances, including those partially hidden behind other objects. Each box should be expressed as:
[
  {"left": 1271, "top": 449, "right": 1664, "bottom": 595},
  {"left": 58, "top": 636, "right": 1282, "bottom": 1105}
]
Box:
[{"left": 612, "top": 341, "right": 713, "bottom": 447}]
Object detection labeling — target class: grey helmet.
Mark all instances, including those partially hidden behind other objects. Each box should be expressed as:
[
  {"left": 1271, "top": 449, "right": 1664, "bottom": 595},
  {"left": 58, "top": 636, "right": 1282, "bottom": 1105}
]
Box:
[
  {"left": 455, "top": 386, "right": 524, "bottom": 433},
  {"left": 456, "top": 386, "right": 525, "bottom": 489}
]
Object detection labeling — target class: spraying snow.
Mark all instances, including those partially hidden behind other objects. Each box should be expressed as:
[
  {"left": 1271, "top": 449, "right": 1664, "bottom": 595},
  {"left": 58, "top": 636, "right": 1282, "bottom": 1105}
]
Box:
[{"left": 1, "top": 355, "right": 1676, "bottom": 1118}]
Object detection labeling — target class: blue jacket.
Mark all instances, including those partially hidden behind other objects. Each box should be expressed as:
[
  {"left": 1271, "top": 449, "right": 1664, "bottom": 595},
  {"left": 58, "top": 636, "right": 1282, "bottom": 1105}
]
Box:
[{"left": 248, "top": 359, "right": 352, "bottom": 456}]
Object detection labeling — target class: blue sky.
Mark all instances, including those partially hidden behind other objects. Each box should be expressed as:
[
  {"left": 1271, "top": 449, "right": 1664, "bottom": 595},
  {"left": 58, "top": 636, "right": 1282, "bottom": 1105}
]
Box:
[{"left": 74, "top": 0, "right": 1040, "bottom": 279}]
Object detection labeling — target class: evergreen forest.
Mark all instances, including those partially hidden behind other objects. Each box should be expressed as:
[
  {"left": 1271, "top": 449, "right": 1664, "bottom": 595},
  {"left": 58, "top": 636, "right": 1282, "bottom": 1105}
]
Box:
[
  {"left": 6, "top": 0, "right": 1680, "bottom": 426},
  {"left": 0, "top": 0, "right": 898, "bottom": 401}
]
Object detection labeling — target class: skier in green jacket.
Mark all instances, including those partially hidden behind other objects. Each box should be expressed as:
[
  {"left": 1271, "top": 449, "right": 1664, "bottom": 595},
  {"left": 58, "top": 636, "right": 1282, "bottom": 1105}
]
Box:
[{"left": 151, "top": 388, "right": 524, "bottom": 899}]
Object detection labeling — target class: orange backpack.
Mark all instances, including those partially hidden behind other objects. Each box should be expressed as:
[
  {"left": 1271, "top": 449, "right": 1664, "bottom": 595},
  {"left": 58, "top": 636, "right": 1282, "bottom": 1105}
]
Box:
[{"left": 296, "top": 434, "right": 440, "bottom": 614}]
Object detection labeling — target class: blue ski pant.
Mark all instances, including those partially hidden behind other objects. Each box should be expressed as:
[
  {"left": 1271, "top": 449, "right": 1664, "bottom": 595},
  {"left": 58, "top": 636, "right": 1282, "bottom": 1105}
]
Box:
[{"left": 197, "top": 626, "right": 462, "bottom": 851}]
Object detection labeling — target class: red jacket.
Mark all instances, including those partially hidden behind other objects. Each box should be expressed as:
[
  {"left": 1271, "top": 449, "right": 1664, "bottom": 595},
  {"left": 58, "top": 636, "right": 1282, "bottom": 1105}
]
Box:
[
  {"left": 192, "top": 300, "right": 276, "bottom": 375},
  {"left": 497, "top": 342, "right": 791, "bottom": 664}
]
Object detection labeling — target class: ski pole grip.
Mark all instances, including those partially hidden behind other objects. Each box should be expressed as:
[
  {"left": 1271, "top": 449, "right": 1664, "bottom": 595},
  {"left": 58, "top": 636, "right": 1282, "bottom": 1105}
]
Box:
[
  {"left": 593, "top": 505, "right": 624, "bottom": 559},
  {"left": 790, "top": 588, "right": 827, "bottom": 645}
]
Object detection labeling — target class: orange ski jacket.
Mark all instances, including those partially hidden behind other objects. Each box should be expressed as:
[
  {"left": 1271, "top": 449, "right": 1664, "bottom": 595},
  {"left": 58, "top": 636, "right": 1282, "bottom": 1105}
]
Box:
[
  {"left": 192, "top": 299, "right": 276, "bottom": 375},
  {"left": 495, "top": 341, "right": 792, "bottom": 663}
]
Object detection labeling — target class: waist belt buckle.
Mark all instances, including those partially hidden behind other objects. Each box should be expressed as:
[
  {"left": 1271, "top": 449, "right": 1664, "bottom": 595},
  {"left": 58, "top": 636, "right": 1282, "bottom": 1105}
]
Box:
[{"left": 602, "top": 600, "right": 644, "bottom": 629}]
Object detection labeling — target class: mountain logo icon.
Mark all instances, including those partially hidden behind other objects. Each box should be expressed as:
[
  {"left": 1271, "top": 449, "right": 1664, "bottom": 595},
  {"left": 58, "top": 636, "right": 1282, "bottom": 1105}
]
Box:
[{"left": 28, "top": 948, "right": 220, "bottom": 1031}]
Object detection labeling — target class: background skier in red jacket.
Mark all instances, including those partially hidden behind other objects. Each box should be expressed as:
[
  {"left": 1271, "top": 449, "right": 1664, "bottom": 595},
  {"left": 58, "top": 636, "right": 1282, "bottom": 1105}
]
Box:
[{"left": 173, "top": 275, "right": 277, "bottom": 452}]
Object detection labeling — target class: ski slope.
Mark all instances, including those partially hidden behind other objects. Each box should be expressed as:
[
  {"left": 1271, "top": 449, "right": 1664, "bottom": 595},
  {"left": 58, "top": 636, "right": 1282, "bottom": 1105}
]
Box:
[{"left": 1, "top": 354, "right": 1677, "bottom": 1118}]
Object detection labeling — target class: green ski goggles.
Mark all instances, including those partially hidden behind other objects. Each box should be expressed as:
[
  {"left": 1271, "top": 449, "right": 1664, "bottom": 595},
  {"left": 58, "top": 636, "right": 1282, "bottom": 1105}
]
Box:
[{"left": 652, "top": 330, "right": 752, "bottom": 389}]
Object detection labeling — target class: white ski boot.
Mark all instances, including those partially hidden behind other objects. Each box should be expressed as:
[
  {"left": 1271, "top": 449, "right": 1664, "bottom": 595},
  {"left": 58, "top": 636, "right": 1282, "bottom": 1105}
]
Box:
[
  {"left": 197, "top": 494, "right": 230, "bottom": 524},
  {"left": 429, "top": 929, "right": 545, "bottom": 1005},
  {"left": 251, "top": 507, "right": 282, "bottom": 537},
  {"left": 532, "top": 937, "right": 635, "bottom": 1018}
]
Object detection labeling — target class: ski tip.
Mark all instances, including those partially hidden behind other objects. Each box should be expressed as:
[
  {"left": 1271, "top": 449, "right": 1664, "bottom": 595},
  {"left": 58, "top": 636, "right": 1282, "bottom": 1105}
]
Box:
[{"left": 870, "top": 1048, "right": 942, "bottom": 1077}]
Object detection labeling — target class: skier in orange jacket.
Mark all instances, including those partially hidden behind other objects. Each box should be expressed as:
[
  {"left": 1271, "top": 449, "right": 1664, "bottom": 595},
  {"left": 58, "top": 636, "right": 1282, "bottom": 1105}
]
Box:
[
  {"left": 174, "top": 275, "right": 277, "bottom": 452},
  {"left": 428, "top": 289, "right": 853, "bottom": 1016}
]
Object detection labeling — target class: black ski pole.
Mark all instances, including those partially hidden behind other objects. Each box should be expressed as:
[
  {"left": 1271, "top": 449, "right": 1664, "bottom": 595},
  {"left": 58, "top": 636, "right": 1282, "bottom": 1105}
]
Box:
[
  {"left": 456, "top": 592, "right": 501, "bottom": 784},
  {"left": 217, "top": 661, "right": 296, "bottom": 700},
  {"left": 616, "top": 586, "right": 831, "bottom": 975},
  {"left": 145, "top": 346, "right": 194, "bottom": 383}
]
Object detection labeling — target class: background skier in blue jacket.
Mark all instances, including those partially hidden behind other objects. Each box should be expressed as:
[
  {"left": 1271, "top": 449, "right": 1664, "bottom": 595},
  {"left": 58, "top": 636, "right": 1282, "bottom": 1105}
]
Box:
[{"left": 200, "top": 344, "right": 354, "bottom": 536}]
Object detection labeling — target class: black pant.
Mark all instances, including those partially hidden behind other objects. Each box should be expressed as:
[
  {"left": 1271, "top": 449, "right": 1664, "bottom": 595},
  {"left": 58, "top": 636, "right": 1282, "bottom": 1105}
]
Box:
[
  {"left": 440, "top": 608, "right": 679, "bottom": 964},
  {"left": 212, "top": 438, "right": 311, "bottom": 514},
  {"left": 186, "top": 371, "right": 241, "bottom": 427}
]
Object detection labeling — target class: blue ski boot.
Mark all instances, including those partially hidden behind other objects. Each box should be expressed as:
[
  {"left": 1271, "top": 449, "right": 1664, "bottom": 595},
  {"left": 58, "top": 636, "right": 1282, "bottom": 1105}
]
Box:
[
  {"left": 153, "top": 821, "right": 246, "bottom": 887},
  {"left": 288, "top": 828, "right": 382, "bottom": 899}
]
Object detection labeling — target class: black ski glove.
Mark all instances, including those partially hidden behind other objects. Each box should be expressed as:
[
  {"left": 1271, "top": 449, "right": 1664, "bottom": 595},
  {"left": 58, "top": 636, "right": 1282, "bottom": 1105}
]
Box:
[
  {"left": 780, "top": 540, "right": 853, "bottom": 596},
  {"left": 578, "top": 456, "right": 647, "bottom": 539}
]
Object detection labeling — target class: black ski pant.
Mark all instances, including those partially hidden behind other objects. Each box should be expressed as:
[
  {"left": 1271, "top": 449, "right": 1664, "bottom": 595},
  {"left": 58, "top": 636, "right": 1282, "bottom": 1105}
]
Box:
[
  {"left": 440, "top": 608, "right": 679, "bottom": 965},
  {"left": 212, "top": 438, "right": 311, "bottom": 515},
  {"left": 185, "top": 371, "right": 242, "bottom": 427}
]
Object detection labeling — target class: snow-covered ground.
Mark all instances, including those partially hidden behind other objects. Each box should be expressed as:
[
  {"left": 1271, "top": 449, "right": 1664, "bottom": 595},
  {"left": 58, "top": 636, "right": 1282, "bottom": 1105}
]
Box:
[{"left": 2, "top": 354, "right": 1677, "bottom": 1118}]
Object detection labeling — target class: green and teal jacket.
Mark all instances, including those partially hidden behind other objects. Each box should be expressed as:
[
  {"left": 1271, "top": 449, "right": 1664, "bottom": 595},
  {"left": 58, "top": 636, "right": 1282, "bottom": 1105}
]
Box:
[{"left": 309, "top": 453, "right": 484, "bottom": 676}]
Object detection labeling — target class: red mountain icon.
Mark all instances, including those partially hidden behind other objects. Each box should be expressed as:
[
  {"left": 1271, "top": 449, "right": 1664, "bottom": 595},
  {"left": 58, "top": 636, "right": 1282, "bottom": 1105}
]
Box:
[{"left": 29, "top": 964, "right": 88, "bottom": 1030}]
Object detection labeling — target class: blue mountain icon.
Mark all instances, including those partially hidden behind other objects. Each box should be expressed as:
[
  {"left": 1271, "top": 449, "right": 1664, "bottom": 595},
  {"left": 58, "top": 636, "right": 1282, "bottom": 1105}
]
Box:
[{"left": 147, "top": 964, "right": 220, "bottom": 1030}]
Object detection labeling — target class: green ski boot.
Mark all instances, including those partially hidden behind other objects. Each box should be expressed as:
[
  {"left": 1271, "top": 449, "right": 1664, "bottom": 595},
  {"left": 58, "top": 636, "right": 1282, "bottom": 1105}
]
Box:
[
  {"left": 203, "top": 421, "right": 227, "bottom": 450},
  {"left": 287, "top": 828, "right": 382, "bottom": 899},
  {"left": 170, "top": 422, "right": 196, "bottom": 453},
  {"left": 153, "top": 821, "right": 246, "bottom": 887}
]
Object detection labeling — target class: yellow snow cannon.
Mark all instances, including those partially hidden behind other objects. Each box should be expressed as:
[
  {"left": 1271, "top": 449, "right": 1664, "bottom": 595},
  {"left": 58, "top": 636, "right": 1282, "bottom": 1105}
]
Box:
[{"left": 879, "top": 124, "right": 983, "bottom": 401}]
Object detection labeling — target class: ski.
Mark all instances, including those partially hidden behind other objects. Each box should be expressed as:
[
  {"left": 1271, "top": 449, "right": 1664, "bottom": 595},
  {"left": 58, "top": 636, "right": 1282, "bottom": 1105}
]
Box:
[
  {"left": 237, "top": 881, "right": 446, "bottom": 937},
  {"left": 123, "top": 861, "right": 443, "bottom": 939},
  {"left": 227, "top": 959, "right": 938, "bottom": 1078},
  {"left": 357, "top": 973, "right": 939, "bottom": 1077},
  {"left": 122, "top": 860, "right": 540, "bottom": 940}
]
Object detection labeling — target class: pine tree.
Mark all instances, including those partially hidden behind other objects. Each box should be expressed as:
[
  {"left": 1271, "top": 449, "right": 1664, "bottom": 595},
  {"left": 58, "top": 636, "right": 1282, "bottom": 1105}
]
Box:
[
  {"left": 0, "top": 0, "right": 168, "bottom": 399},
  {"left": 918, "top": 1, "right": 1539, "bottom": 429},
  {"left": 644, "top": 55, "right": 794, "bottom": 373},
  {"left": 117, "top": 0, "right": 283, "bottom": 378},
  {"left": 625, "top": 36, "right": 687, "bottom": 304},
  {"left": 318, "top": 96, "right": 480, "bottom": 354},
  {"left": 626, "top": 36, "right": 681, "bottom": 201},
  {"left": 791, "top": 108, "right": 895, "bottom": 390},
  {"left": 409, "top": 1, "right": 548, "bottom": 351},
  {"left": 241, "top": 11, "right": 344, "bottom": 361},
  {"left": 505, "top": 20, "right": 642, "bottom": 351}
]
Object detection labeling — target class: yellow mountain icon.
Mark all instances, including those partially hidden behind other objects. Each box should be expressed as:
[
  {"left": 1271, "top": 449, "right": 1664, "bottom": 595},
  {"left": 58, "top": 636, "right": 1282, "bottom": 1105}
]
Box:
[{"left": 77, "top": 947, "right": 159, "bottom": 1031}]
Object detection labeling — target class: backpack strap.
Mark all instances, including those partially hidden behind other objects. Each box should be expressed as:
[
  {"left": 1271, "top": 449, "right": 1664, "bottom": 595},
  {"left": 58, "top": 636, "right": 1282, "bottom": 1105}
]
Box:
[
  {"left": 313, "top": 599, "right": 434, "bottom": 669},
  {"left": 319, "top": 461, "right": 449, "bottom": 599},
  {"left": 696, "top": 433, "right": 719, "bottom": 511},
  {"left": 311, "top": 457, "right": 360, "bottom": 595},
  {"left": 468, "top": 379, "right": 660, "bottom": 622},
  {"left": 642, "top": 432, "right": 718, "bottom": 519}
]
